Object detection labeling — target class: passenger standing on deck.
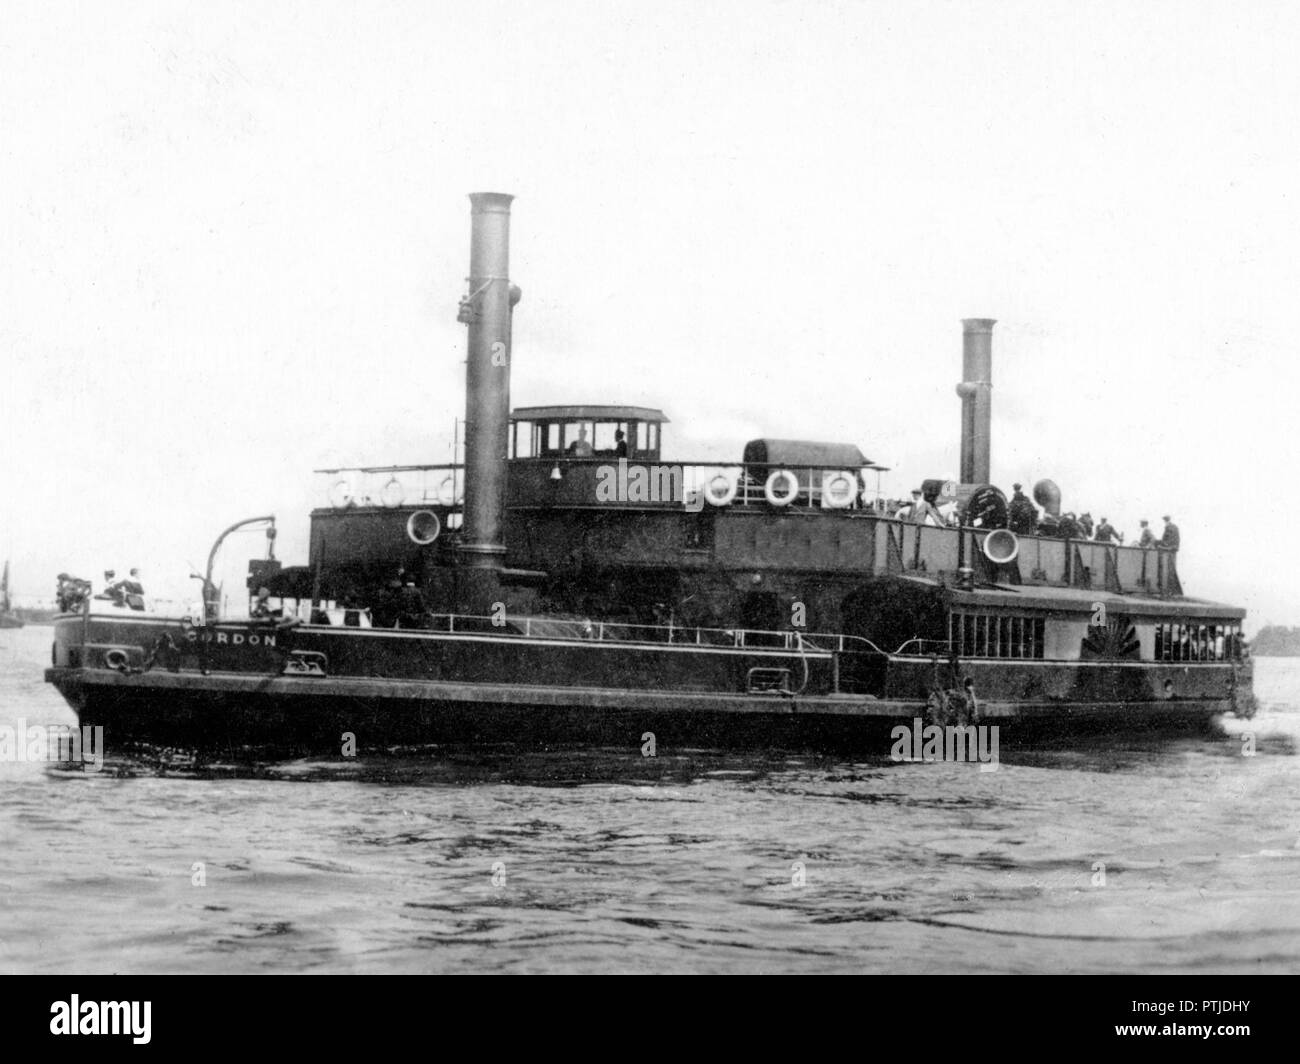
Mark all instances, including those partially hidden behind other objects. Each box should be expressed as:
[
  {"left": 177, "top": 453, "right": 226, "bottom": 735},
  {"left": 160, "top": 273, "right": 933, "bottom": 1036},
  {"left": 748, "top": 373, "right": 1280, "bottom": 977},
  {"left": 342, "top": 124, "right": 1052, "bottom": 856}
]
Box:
[
  {"left": 912, "top": 488, "right": 942, "bottom": 526},
  {"left": 896, "top": 489, "right": 921, "bottom": 521},
  {"left": 1057, "top": 512, "right": 1082, "bottom": 539},
  {"left": 614, "top": 429, "right": 628, "bottom": 458},
  {"left": 1159, "top": 515, "right": 1181, "bottom": 551},
  {"left": 1078, "top": 512, "right": 1095, "bottom": 539},
  {"left": 1008, "top": 483, "right": 1038, "bottom": 536},
  {"left": 1094, "top": 517, "right": 1120, "bottom": 543},
  {"left": 372, "top": 577, "right": 402, "bottom": 628},
  {"left": 397, "top": 578, "right": 428, "bottom": 629},
  {"left": 1137, "top": 520, "right": 1156, "bottom": 548}
]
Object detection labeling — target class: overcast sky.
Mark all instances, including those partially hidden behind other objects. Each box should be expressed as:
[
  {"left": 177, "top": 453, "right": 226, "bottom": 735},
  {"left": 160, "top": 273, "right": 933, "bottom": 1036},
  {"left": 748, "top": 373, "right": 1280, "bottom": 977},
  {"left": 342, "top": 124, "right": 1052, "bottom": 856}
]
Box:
[{"left": 3, "top": 0, "right": 1298, "bottom": 629}]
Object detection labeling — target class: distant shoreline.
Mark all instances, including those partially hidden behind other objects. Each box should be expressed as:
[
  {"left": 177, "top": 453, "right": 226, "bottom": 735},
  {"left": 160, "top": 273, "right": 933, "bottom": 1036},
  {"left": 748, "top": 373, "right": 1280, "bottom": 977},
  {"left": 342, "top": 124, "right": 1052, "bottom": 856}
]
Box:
[{"left": 1248, "top": 626, "right": 1300, "bottom": 656}]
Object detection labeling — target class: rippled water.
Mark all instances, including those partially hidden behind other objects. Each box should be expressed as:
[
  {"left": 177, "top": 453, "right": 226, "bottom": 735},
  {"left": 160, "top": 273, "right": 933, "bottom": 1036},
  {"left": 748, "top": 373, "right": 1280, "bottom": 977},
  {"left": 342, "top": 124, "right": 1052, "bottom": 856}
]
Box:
[{"left": 2, "top": 624, "right": 1297, "bottom": 973}]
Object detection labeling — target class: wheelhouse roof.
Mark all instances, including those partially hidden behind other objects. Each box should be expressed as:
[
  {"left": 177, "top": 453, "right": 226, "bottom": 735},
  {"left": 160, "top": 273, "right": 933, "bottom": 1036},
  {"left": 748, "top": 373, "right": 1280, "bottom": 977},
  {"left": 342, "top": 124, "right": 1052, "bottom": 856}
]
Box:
[{"left": 510, "top": 405, "right": 669, "bottom": 423}]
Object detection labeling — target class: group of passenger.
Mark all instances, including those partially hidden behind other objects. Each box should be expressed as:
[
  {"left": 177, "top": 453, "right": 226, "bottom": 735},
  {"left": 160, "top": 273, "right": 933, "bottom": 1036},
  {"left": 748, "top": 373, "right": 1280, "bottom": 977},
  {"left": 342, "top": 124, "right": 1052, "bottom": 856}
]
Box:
[
  {"left": 1156, "top": 626, "right": 1247, "bottom": 662},
  {"left": 248, "top": 569, "right": 431, "bottom": 629},
  {"left": 56, "top": 568, "right": 146, "bottom": 612},
  {"left": 1009, "top": 485, "right": 1179, "bottom": 548},
  {"left": 97, "top": 568, "right": 146, "bottom": 609},
  {"left": 889, "top": 482, "right": 1181, "bottom": 549},
  {"left": 366, "top": 570, "right": 430, "bottom": 629}
]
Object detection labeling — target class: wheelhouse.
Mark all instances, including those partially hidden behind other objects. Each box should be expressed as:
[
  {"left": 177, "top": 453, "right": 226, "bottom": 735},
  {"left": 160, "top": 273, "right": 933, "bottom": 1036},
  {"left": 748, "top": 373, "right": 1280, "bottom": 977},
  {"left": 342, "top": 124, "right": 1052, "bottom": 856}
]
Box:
[{"left": 509, "top": 405, "right": 668, "bottom": 462}]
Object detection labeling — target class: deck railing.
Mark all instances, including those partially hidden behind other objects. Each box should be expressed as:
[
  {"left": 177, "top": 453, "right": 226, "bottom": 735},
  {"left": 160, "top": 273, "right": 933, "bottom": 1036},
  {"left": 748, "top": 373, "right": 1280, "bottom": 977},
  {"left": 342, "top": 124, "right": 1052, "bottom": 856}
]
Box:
[
  {"left": 314, "top": 460, "right": 886, "bottom": 512},
  {"left": 417, "top": 612, "right": 885, "bottom": 654},
  {"left": 314, "top": 464, "right": 464, "bottom": 510}
]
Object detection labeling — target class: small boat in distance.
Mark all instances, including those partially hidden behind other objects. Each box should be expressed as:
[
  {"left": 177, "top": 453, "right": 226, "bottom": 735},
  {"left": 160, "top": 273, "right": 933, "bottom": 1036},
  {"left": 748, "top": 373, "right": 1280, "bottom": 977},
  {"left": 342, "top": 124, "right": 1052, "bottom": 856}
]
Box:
[{"left": 1, "top": 561, "right": 23, "bottom": 629}]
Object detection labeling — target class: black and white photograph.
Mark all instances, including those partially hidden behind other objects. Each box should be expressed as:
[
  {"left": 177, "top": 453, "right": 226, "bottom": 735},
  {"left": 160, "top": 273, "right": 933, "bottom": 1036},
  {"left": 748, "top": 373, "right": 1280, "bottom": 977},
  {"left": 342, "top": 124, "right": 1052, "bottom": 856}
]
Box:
[{"left": 0, "top": 0, "right": 1295, "bottom": 1018}]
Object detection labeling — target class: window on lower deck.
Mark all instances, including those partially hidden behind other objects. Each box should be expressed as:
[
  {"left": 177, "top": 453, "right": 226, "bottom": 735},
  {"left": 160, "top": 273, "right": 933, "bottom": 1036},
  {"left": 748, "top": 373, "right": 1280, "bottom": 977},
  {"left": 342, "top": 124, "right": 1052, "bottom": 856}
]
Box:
[
  {"left": 949, "top": 612, "right": 1043, "bottom": 659},
  {"left": 1154, "top": 621, "right": 1241, "bottom": 662}
]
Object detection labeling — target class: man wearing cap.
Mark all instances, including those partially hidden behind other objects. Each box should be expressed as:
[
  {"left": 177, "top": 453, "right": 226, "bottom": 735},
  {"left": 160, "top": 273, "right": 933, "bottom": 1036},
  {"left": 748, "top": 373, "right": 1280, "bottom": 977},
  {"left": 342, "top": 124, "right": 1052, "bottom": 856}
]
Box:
[
  {"left": 1137, "top": 520, "right": 1156, "bottom": 548},
  {"left": 1008, "top": 483, "right": 1038, "bottom": 536},
  {"left": 1094, "top": 517, "right": 1119, "bottom": 543},
  {"left": 1159, "top": 515, "right": 1180, "bottom": 551},
  {"left": 911, "top": 488, "right": 942, "bottom": 526},
  {"left": 894, "top": 489, "right": 919, "bottom": 521}
]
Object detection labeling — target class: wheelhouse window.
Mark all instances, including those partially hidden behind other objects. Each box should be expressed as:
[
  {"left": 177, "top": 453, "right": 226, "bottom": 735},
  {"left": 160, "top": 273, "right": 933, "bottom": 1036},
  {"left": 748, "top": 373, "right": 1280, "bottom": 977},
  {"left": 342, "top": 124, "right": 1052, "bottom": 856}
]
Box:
[
  {"left": 949, "top": 612, "right": 1044, "bottom": 659},
  {"left": 557, "top": 422, "right": 589, "bottom": 452},
  {"left": 593, "top": 422, "right": 627, "bottom": 453},
  {"left": 510, "top": 407, "right": 668, "bottom": 462},
  {"left": 511, "top": 421, "right": 537, "bottom": 458}
]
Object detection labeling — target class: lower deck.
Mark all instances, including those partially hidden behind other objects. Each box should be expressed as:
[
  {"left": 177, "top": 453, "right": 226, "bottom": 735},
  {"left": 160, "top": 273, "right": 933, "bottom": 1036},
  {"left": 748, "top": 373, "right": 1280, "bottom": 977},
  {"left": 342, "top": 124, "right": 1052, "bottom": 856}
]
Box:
[{"left": 42, "top": 611, "right": 1255, "bottom": 750}]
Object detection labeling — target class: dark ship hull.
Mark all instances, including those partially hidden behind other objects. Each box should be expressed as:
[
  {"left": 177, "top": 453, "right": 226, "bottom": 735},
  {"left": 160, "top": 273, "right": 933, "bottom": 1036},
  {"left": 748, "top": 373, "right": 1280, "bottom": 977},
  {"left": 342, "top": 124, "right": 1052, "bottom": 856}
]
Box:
[
  {"left": 45, "top": 605, "right": 1248, "bottom": 754},
  {"left": 42, "top": 192, "right": 1255, "bottom": 754}
]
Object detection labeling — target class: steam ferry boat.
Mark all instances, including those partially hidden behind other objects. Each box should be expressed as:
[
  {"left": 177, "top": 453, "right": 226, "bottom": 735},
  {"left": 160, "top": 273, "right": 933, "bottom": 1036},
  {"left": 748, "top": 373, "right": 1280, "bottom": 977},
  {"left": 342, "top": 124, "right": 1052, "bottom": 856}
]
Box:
[{"left": 44, "top": 193, "right": 1254, "bottom": 750}]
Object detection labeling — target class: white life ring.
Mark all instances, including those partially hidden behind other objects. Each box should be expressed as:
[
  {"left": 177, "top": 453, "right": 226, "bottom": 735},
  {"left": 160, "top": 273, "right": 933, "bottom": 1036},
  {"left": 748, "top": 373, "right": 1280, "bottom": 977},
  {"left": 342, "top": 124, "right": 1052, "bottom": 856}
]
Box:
[
  {"left": 406, "top": 510, "right": 441, "bottom": 545},
  {"left": 328, "top": 478, "right": 354, "bottom": 508},
  {"left": 764, "top": 469, "right": 800, "bottom": 506},
  {"left": 821, "top": 470, "right": 857, "bottom": 509},
  {"left": 703, "top": 473, "right": 738, "bottom": 506},
  {"left": 380, "top": 477, "right": 405, "bottom": 507}
]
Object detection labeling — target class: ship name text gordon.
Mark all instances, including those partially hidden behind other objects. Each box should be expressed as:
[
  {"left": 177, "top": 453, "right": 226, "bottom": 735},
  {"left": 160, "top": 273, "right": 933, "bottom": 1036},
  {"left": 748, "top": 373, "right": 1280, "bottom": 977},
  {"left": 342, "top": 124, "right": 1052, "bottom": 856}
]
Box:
[{"left": 184, "top": 628, "right": 276, "bottom": 647}]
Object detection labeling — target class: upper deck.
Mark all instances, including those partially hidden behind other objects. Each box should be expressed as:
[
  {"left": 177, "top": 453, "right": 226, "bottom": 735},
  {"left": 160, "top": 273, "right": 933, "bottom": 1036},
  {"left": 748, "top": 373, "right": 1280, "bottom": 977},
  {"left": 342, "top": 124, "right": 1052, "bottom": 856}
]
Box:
[
  {"left": 306, "top": 400, "right": 1237, "bottom": 619},
  {"left": 309, "top": 457, "right": 1216, "bottom": 605}
]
